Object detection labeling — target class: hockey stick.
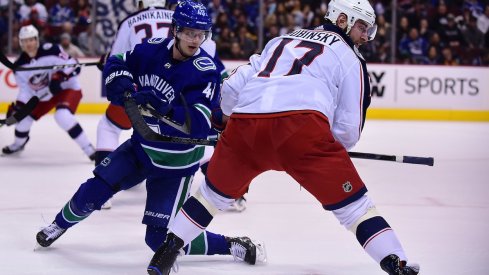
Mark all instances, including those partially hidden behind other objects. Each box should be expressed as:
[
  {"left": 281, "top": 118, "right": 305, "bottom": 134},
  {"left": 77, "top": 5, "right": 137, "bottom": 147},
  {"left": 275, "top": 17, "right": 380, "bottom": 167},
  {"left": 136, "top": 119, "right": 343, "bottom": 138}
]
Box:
[
  {"left": 124, "top": 93, "right": 215, "bottom": 146},
  {"left": 0, "top": 96, "right": 39, "bottom": 127},
  {"left": 124, "top": 93, "right": 435, "bottom": 165},
  {"left": 139, "top": 93, "right": 192, "bottom": 135},
  {"left": 348, "top": 152, "right": 434, "bottom": 166},
  {"left": 0, "top": 51, "right": 99, "bottom": 71}
]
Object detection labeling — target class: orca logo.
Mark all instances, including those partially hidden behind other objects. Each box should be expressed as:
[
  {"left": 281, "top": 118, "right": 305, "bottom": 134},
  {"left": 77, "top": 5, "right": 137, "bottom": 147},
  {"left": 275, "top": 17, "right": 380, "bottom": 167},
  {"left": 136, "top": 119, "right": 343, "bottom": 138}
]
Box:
[
  {"left": 147, "top": 37, "right": 165, "bottom": 44},
  {"left": 193, "top": 57, "right": 216, "bottom": 71},
  {"left": 101, "top": 157, "right": 111, "bottom": 167}
]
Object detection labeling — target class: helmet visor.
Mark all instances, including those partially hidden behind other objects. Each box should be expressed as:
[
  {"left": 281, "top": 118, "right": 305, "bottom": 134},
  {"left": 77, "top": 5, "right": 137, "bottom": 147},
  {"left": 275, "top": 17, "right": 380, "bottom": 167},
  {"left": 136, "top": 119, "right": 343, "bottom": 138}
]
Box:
[
  {"left": 176, "top": 28, "right": 211, "bottom": 43},
  {"left": 354, "top": 20, "right": 378, "bottom": 41},
  {"left": 367, "top": 24, "right": 377, "bottom": 41}
]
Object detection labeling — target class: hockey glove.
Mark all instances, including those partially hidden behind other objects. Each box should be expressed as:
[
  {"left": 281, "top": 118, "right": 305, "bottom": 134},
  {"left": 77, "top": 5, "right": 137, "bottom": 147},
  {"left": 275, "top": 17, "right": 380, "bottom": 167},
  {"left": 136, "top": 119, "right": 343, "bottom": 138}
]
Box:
[
  {"left": 97, "top": 53, "right": 109, "bottom": 71},
  {"left": 210, "top": 107, "right": 228, "bottom": 132},
  {"left": 104, "top": 72, "right": 136, "bottom": 106},
  {"left": 49, "top": 71, "right": 68, "bottom": 95},
  {"left": 6, "top": 102, "right": 21, "bottom": 118},
  {"left": 132, "top": 88, "right": 172, "bottom": 116}
]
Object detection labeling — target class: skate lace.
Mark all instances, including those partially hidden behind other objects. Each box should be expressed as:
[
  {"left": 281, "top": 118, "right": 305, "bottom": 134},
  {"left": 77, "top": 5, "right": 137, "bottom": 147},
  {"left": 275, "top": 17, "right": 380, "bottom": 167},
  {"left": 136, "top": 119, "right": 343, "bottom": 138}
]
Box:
[
  {"left": 43, "top": 224, "right": 65, "bottom": 240},
  {"left": 230, "top": 242, "right": 247, "bottom": 261}
]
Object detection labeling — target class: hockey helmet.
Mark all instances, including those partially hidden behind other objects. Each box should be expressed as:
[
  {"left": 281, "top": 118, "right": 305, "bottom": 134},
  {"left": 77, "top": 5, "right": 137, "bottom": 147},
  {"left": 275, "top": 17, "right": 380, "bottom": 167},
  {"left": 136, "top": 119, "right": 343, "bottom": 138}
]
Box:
[
  {"left": 325, "top": 0, "right": 377, "bottom": 41},
  {"left": 19, "top": 25, "right": 39, "bottom": 48},
  {"left": 139, "top": 0, "right": 166, "bottom": 8},
  {"left": 172, "top": 1, "right": 212, "bottom": 31}
]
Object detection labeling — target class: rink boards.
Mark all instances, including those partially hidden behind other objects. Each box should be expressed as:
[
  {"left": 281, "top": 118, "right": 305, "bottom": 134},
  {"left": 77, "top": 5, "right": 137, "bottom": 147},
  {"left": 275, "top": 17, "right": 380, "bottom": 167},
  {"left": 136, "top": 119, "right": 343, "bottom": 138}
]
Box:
[{"left": 1, "top": 58, "right": 488, "bottom": 121}]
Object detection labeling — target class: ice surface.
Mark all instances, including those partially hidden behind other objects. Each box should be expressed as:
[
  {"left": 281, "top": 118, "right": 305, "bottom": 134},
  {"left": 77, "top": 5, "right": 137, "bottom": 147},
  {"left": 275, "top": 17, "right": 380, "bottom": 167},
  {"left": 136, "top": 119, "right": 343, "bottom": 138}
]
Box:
[{"left": 1, "top": 115, "right": 488, "bottom": 275}]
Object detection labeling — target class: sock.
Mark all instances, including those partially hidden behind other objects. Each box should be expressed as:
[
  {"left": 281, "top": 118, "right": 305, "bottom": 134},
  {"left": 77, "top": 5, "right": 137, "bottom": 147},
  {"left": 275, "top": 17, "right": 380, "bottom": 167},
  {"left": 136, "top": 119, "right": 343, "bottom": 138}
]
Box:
[
  {"left": 169, "top": 196, "right": 214, "bottom": 245},
  {"left": 356, "top": 216, "right": 407, "bottom": 263},
  {"left": 54, "top": 177, "right": 114, "bottom": 229},
  {"left": 145, "top": 226, "right": 229, "bottom": 255},
  {"left": 54, "top": 108, "right": 94, "bottom": 157},
  {"left": 185, "top": 231, "right": 229, "bottom": 255}
]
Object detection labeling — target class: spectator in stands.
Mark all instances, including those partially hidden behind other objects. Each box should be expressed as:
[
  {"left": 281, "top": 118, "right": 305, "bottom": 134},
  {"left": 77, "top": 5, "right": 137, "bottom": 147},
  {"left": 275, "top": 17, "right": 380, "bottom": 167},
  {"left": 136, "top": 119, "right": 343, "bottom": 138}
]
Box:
[
  {"left": 464, "top": 0, "right": 484, "bottom": 16},
  {"left": 476, "top": 5, "right": 489, "bottom": 34},
  {"left": 213, "top": 12, "right": 230, "bottom": 37},
  {"left": 419, "top": 18, "right": 433, "bottom": 40},
  {"left": 399, "top": 27, "right": 429, "bottom": 64},
  {"left": 48, "top": 0, "right": 75, "bottom": 27},
  {"left": 428, "top": 31, "right": 446, "bottom": 50},
  {"left": 75, "top": 0, "right": 91, "bottom": 27},
  {"left": 424, "top": 45, "right": 441, "bottom": 65},
  {"left": 236, "top": 25, "right": 256, "bottom": 58},
  {"left": 60, "top": 32, "right": 85, "bottom": 58},
  {"left": 396, "top": 16, "right": 410, "bottom": 42},
  {"left": 18, "top": 0, "right": 47, "bottom": 29},
  {"left": 264, "top": 24, "right": 279, "bottom": 45},
  {"left": 441, "top": 46, "right": 460, "bottom": 65},
  {"left": 440, "top": 13, "right": 466, "bottom": 52},
  {"left": 463, "top": 15, "right": 485, "bottom": 49},
  {"left": 430, "top": 2, "right": 449, "bottom": 30},
  {"left": 215, "top": 26, "right": 233, "bottom": 58},
  {"left": 228, "top": 40, "right": 246, "bottom": 60}
]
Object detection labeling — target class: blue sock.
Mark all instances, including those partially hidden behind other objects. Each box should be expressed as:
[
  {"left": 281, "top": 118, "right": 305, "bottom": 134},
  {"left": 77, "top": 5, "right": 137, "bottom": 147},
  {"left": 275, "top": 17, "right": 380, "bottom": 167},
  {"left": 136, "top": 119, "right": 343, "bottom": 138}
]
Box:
[{"left": 54, "top": 177, "right": 114, "bottom": 229}]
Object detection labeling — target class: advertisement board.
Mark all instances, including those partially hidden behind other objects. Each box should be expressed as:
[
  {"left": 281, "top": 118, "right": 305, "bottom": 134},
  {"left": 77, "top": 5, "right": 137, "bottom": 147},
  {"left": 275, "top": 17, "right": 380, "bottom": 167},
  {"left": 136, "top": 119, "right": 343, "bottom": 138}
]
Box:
[{"left": 1, "top": 59, "right": 488, "bottom": 120}]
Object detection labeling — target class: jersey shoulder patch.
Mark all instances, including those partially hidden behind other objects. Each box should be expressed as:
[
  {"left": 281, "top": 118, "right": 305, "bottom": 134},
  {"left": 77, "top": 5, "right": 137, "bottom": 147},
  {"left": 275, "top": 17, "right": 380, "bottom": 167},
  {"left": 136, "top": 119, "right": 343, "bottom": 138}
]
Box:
[
  {"left": 147, "top": 37, "right": 165, "bottom": 44},
  {"left": 42, "top": 43, "right": 53, "bottom": 50},
  {"left": 193, "top": 57, "right": 216, "bottom": 72}
]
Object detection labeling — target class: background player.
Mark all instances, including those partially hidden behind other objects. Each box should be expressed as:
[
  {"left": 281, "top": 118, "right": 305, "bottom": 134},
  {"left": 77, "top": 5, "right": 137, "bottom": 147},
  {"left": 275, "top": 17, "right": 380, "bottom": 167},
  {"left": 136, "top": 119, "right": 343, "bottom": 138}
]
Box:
[
  {"left": 146, "top": 1, "right": 420, "bottom": 275},
  {"left": 2, "top": 25, "right": 95, "bottom": 160},
  {"left": 35, "top": 1, "right": 265, "bottom": 266}
]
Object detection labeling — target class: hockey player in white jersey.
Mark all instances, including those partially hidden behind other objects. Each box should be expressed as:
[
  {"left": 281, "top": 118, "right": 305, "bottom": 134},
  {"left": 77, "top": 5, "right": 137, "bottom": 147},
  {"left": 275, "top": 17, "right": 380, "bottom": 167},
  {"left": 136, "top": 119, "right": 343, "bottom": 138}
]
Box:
[
  {"left": 147, "top": 1, "right": 420, "bottom": 275},
  {"left": 1, "top": 25, "right": 95, "bottom": 160}
]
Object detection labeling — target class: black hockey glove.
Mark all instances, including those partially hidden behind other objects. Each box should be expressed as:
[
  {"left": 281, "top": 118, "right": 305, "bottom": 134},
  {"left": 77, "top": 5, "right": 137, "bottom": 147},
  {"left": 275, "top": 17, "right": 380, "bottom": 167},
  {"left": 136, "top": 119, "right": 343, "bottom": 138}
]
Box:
[
  {"left": 6, "top": 102, "right": 21, "bottom": 118},
  {"left": 49, "top": 71, "right": 68, "bottom": 95},
  {"left": 132, "top": 88, "right": 172, "bottom": 116},
  {"left": 96, "top": 53, "right": 109, "bottom": 71},
  {"left": 104, "top": 73, "right": 136, "bottom": 106}
]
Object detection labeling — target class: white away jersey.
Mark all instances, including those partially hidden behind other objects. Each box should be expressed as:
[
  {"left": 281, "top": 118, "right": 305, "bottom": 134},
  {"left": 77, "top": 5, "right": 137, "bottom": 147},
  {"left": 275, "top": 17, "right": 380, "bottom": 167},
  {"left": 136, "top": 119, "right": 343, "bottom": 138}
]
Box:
[
  {"left": 221, "top": 27, "right": 370, "bottom": 150},
  {"left": 110, "top": 7, "right": 218, "bottom": 58},
  {"left": 14, "top": 43, "right": 81, "bottom": 103},
  {"left": 110, "top": 7, "right": 174, "bottom": 55}
]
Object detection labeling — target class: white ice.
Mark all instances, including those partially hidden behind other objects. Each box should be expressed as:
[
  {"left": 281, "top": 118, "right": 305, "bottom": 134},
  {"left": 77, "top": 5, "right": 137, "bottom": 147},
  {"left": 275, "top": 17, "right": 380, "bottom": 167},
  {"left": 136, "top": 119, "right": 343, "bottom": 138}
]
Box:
[{"left": 0, "top": 115, "right": 488, "bottom": 275}]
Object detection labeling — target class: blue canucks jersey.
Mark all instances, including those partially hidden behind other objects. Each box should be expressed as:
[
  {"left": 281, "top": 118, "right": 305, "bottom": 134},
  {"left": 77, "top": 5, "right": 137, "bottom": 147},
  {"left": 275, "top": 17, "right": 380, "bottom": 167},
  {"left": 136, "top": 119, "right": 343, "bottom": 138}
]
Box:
[{"left": 105, "top": 38, "right": 221, "bottom": 176}]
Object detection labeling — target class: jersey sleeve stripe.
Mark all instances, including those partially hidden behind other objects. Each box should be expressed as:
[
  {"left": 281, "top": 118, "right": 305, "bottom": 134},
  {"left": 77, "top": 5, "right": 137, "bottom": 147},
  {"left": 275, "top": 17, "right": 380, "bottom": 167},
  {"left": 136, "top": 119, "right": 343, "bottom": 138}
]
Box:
[
  {"left": 193, "top": 103, "right": 211, "bottom": 128},
  {"left": 358, "top": 64, "right": 364, "bottom": 137}
]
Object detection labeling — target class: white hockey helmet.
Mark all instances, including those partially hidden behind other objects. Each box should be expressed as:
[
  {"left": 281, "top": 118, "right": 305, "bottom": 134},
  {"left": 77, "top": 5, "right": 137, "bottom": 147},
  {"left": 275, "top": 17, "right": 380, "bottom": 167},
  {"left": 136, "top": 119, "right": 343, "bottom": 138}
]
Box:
[
  {"left": 19, "top": 24, "right": 39, "bottom": 48},
  {"left": 139, "top": 0, "right": 166, "bottom": 8},
  {"left": 325, "top": 0, "right": 377, "bottom": 41}
]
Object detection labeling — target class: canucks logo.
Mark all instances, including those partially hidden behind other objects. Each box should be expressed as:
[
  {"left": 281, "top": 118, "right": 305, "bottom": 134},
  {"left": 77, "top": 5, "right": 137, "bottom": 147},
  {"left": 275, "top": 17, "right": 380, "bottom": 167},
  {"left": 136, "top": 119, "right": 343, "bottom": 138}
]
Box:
[
  {"left": 193, "top": 57, "right": 216, "bottom": 71},
  {"left": 148, "top": 37, "right": 165, "bottom": 44}
]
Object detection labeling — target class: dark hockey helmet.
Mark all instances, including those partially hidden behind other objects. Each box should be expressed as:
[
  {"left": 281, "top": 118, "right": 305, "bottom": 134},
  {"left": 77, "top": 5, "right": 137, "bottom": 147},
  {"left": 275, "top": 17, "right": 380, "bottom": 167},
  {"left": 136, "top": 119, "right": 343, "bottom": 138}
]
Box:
[{"left": 172, "top": 1, "right": 212, "bottom": 41}]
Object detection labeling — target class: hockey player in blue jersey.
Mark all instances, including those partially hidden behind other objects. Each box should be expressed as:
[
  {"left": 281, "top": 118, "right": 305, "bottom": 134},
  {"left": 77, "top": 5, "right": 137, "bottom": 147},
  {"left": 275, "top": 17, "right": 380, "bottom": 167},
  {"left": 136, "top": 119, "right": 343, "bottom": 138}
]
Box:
[{"left": 35, "top": 0, "right": 265, "bottom": 266}]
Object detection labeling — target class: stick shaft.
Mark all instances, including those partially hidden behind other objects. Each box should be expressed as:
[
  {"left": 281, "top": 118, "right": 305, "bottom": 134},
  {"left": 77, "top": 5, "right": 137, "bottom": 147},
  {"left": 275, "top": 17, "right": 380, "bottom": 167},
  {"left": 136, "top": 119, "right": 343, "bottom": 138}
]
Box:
[{"left": 348, "top": 152, "right": 434, "bottom": 166}]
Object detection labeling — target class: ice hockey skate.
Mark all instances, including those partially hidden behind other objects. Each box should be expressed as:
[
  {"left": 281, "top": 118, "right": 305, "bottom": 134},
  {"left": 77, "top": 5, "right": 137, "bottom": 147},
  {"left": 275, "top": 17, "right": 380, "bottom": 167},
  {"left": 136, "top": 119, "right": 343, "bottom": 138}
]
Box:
[
  {"left": 101, "top": 198, "right": 112, "bottom": 209},
  {"left": 228, "top": 196, "right": 247, "bottom": 212},
  {"left": 380, "top": 254, "right": 420, "bottom": 275},
  {"left": 226, "top": 236, "right": 267, "bottom": 265},
  {"left": 147, "top": 232, "right": 185, "bottom": 275},
  {"left": 2, "top": 137, "right": 30, "bottom": 155},
  {"left": 36, "top": 222, "right": 66, "bottom": 248}
]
